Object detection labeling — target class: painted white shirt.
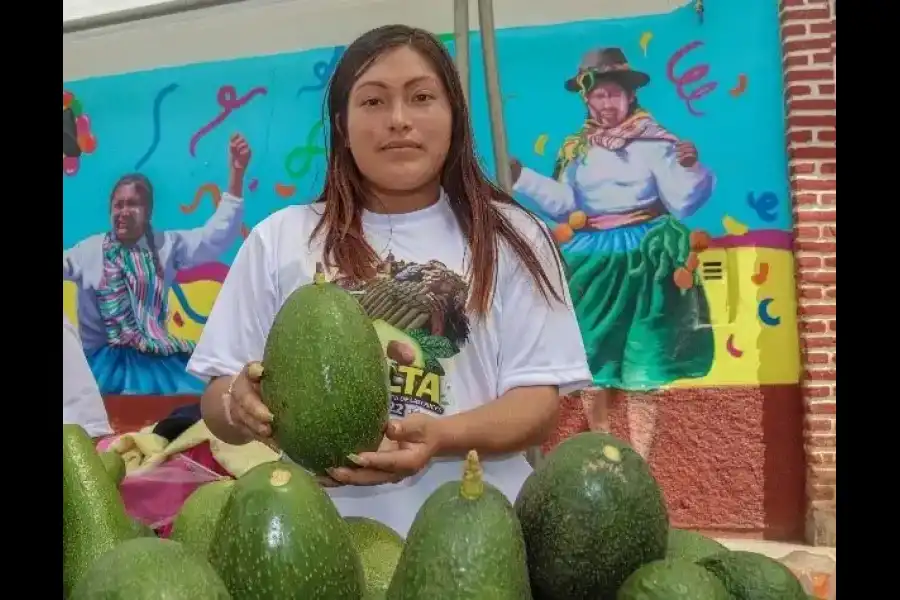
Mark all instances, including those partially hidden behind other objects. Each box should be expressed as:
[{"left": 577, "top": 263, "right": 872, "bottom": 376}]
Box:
[
  {"left": 63, "top": 315, "right": 113, "bottom": 437},
  {"left": 186, "top": 193, "right": 592, "bottom": 536},
  {"left": 514, "top": 140, "right": 714, "bottom": 220},
  {"left": 63, "top": 193, "right": 245, "bottom": 351}
]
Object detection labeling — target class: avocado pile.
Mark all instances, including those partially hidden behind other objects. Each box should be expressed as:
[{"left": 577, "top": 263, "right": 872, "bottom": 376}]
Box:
[
  {"left": 63, "top": 428, "right": 810, "bottom": 600},
  {"left": 63, "top": 275, "right": 812, "bottom": 599}
]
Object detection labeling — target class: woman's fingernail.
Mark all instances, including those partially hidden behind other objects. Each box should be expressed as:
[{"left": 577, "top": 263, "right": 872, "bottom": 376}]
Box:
[{"left": 347, "top": 453, "right": 366, "bottom": 466}]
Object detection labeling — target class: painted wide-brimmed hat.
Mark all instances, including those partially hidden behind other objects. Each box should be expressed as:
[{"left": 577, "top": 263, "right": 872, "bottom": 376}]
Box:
[
  {"left": 63, "top": 107, "right": 81, "bottom": 158},
  {"left": 564, "top": 47, "right": 651, "bottom": 93}
]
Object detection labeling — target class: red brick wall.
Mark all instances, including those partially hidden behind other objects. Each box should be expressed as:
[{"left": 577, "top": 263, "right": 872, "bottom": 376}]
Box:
[{"left": 779, "top": 0, "right": 836, "bottom": 545}]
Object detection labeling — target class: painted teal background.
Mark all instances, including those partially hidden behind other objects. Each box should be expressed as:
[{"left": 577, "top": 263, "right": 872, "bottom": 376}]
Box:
[{"left": 63, "top": 1, "right": 789, "bottom": 267}]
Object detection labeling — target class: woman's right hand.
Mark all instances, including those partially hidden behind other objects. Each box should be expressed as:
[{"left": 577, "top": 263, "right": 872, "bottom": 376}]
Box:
[
  {"left": 225, "top": 362, "right": 344, "bottom": 488},
  {"left": 225, "top": 361, "right": 273, "bottom": 442}
]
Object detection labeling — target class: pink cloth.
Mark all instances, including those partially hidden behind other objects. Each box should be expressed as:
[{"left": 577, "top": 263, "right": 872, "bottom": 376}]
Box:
[{"left": 96, "top": 436, "right": 232, "bottom": 536}]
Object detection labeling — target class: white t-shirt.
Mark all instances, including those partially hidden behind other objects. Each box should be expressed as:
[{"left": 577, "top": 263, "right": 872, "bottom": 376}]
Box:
[
  {"left": 186, "top": 192, "right": 591, "bottom": 536},
  {"left": 63, "top": 315, "right": 113, "bottom": 438}
]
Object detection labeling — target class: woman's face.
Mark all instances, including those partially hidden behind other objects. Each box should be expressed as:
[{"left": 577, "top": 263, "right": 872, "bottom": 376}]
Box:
[
  {"left": 345, "top": 45, "right": 452, "bottom": 195},
  {"left": 110, "top": 183, "right": 148, "bottom": 244},
  {"left": 586, "top": 81, "right": 633, "bottom": 128}
]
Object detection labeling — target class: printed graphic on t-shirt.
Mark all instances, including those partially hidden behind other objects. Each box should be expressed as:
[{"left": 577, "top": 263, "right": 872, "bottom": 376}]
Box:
[{"left": 334, "top": 254, "right": 471, "bottom": 418}]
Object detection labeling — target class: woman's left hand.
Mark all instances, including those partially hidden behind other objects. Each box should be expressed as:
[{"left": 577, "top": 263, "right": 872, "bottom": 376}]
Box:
[
  {"left": 327, "top": 413, "right": 442, "bottom": 486},
  {"left": 675, "top": 141, "right": 698, "bottom": 167}
]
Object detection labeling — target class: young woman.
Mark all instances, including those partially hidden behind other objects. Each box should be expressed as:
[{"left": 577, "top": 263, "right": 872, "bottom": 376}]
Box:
[{"left": 187, "top": 24, "right": 592, "bottom": 537}]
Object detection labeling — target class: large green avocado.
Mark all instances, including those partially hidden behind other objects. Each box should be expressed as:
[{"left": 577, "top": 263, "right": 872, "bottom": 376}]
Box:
[
  {"left": 70, "top": 537, "right": 231, "bottom": 599},
  {"left": 63, "top": 424, "right": 136, "bottom": 595},
  {"left": 616, "top": 558, "right": 731, "bottom": 600},
  {"left": 515, "top": 432, "right": 669, "bottom": 600},
  {"left": 698, "top": 550, "right": 808, "bottom": 600},
  {"left": 259, "top": 268, "right": 390, "bottom": 475},
  {"left": 169, "top": 479, "right": 236, "bottom": 558},
  {"left": 666, "top": 529, "right": 729, "bottom": 563},
  {"left": 387, "top": 451, "right": 532, "bottom": 600},
  {"left": 344, "top": 517, "right": 404, "bottom": 598},
  {"left": 208, "top": 461, "right": 365, "bottom": 599}
]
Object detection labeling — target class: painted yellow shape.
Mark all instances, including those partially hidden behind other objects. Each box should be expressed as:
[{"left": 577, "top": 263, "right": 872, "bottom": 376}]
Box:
[
  {"left": 62, "top": 280, "right": 224, "bottom": 344},
  {"left": 639, "top": 31, "right": 654, "bottom": 55},
  {"left": 63, "top": 281, "right": 78, "bottom": 326},
  {"left": 533, "top": 133, "right": 549, "bottom": 156},
  {"left": 165, "top": 281, "right": 223, "bottom": 343},
  {"left": 666, "top": 247, "right": 801, "bottom": 388},
  {"left": 722, "top": 215, "right": 749, "bottom": 236}
]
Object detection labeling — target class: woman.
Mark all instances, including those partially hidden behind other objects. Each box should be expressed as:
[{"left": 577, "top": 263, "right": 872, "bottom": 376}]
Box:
[
  {"left": 63, "top": 135, "right": 250, "bottom": 396},
  {"left": 510, "top": 47, "right": 716, "bottom": 441},
  {"left": 187, "top": 24, "right": 592, "bottom": 537}
]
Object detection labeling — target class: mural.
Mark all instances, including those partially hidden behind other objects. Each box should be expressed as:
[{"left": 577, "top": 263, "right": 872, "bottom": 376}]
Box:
[{"left": 63, "top": 1, "right": 799, "bottom": 400}]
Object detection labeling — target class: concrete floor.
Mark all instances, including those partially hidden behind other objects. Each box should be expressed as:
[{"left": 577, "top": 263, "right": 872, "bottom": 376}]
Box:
[{"left": 717, "top": 538, "right": 836, "bottom": 561}]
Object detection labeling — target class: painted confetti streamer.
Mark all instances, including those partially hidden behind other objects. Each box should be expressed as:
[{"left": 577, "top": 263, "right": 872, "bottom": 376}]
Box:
[
  {"left": 189, "top": 85, "right": 268, "bottom": 157},
  {"left": 666, "top": 40, "right": 718, "bottom": 116},
  {"left": 135, "top": 83, "right": 180, "bottom": 169}
]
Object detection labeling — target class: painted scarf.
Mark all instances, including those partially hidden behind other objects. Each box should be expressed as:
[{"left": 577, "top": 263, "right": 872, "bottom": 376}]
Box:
[
  {"left": 95, "top": 234, "right": 195, "bottom": 356},
  {"left": 554, "top": 109, "right": 679, "bottom": 179}
]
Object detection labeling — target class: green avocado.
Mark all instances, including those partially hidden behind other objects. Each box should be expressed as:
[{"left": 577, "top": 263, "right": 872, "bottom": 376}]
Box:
[
  {"left": 387, "top": 451, "right": 532, "bottom": 599},
  {"left": 208, "top": 461, "right": 365, "bottom": 599},
  {"left": 515, "top": 432, "right": 669, "bottom": 600},
  {"left": 698, "top": 550, "right": 808, "bottom": 600},
  {"left": 344, "top": 516, "right": 405, "bottom": 597},
  {"left": 63, "top": 424, "right": 136, "bottom": 595},
  {"left": 98, "top": 450, "right": 126, "bottom": 485},
  {"left": 259, "top": 268, "right": 390, "bottom": 475},
  {"left": 169, "top": 479, "right": 235, "bottom": 558},
  {"left": 616, "top": 558, "right": 731, "bottom": 599},
  {"left": 70, "top": 537, "right": 230, "bottom": 599},
  {"left": 666, "top": 529, "right": 729, "bottom": 563}
]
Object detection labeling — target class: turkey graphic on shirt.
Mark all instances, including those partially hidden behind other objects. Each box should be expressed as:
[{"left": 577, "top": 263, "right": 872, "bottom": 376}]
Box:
[{"left": 334, "top": 254, "right": 471, "bottom": 417}]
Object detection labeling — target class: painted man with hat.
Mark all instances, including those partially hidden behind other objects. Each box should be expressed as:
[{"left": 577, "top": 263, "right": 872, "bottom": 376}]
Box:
[{"left": 510, "top": 47, "right": 716, "bottom": 444}]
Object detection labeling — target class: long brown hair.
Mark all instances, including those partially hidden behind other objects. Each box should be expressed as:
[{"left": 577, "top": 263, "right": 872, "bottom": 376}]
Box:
[{"left": 311, "top": 24, "right": 564, "bottom": 314}]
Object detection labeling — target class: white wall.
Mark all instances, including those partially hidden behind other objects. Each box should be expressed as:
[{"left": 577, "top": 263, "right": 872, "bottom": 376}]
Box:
[
  {"left": 63, "top": 0, "right": 689, "bottom": 80},
  {"left": 64, "top": 0, "right": 174, "bottom": 22}
]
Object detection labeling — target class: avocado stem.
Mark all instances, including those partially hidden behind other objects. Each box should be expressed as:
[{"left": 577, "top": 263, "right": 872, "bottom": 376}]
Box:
[
  {"left": 460, "top": 450, "right": 484, "bottom": 500},
  {"left": 314, "top": 262, "right": 326, "bottom": 285}
]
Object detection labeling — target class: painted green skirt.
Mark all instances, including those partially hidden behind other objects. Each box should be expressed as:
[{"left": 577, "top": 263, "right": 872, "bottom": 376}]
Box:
[{"left": 563, "top": 216, "right": 714, "bottom": 391}]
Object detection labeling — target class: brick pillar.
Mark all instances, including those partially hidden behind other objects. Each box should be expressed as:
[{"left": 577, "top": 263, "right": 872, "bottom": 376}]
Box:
[{"left": 778, "top": 0, "right": 836, "bottom": 546}]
